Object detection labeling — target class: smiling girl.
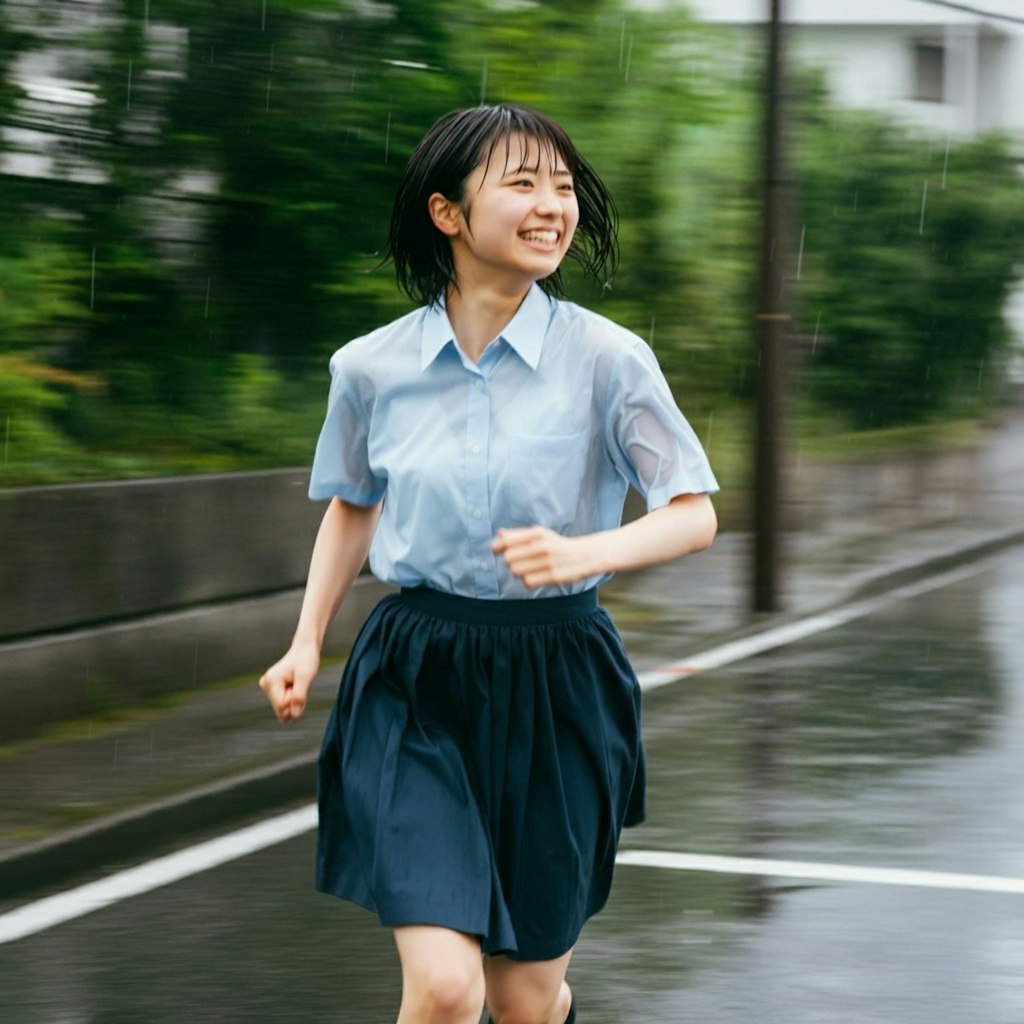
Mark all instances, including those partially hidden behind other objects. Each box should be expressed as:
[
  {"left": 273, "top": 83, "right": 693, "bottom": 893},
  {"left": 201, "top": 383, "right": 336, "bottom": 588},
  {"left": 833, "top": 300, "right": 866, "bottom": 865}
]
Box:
[{"left": 260, "top": 104, "right": 718, "bottom": 1024}]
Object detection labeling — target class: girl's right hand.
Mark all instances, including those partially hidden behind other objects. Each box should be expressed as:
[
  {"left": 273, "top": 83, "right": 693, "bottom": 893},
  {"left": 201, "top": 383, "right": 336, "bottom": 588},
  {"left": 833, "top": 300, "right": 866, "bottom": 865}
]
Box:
[{"left": 259, "top": 641, "right": 321, "bottom": 723}]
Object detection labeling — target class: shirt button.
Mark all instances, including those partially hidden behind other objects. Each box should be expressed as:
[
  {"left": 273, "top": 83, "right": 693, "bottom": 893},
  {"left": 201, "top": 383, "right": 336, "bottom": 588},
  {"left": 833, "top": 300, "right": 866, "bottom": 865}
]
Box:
[
  {"left": 473, "top": 508, "right": 482, "bottom": 519},
  {"left": 471, "top": 444, "right": 481, "bottom": 454},
  {"left": 479, "top": 560, "right": 489, "bottom": 571},
  {"left": 474, "top": 380, "right": 484, "bottom": 391}
]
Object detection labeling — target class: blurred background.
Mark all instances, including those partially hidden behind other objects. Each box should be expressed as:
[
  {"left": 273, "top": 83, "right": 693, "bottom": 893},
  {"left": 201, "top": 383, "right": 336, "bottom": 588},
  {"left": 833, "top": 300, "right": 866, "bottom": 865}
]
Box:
[
  {"left": 2, "top": 0, "right": 1021, "bottom": 493},
  {"left": 3, "top": 4, "right": 1024, "bottom": 1021}
]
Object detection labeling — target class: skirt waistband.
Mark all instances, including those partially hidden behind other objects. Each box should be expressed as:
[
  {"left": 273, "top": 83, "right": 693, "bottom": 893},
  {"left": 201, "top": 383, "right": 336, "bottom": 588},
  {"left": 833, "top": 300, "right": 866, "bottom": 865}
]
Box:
[{"left": 397, "top": 586, "right": 598, "bottom": 626}]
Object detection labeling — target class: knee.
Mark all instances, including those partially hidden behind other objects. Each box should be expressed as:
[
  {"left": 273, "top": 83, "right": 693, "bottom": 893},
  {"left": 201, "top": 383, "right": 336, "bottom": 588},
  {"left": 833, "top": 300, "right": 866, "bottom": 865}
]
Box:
[{"left": 409, "top": 962, "right": 485, "bottom": 1022}]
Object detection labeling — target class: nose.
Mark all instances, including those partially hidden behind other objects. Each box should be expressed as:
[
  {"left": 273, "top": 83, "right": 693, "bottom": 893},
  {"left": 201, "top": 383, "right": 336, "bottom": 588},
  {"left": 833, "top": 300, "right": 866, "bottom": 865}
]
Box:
[{"left": 533, "top": 182, "right": 562, "bottom": 216}]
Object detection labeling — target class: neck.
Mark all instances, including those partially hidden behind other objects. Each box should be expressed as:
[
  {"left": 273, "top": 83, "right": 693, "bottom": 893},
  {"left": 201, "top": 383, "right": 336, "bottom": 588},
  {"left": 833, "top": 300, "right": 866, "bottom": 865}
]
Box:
[{"left": 445, "top": 282, "right": 531, "bottom": 363}]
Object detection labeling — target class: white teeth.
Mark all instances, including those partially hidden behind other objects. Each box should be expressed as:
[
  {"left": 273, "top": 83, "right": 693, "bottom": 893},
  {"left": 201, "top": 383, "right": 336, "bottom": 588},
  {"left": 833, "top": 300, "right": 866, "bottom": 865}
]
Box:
[{"left": 522, "top": 230, "right": 558, "bottom": 244}]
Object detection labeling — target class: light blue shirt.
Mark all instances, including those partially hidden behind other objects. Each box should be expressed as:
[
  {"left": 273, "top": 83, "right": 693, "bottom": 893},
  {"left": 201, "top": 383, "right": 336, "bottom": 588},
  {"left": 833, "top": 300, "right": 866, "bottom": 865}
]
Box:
[{"left": 309, "top": 284, "right": 718, "bottom": 599}]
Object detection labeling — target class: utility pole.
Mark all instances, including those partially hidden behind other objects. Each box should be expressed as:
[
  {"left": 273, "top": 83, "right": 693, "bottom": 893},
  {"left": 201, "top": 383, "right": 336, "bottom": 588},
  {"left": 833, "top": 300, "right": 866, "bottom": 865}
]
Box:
[{"left": 753, "top": 0, "right": 788, "bottom": 613}]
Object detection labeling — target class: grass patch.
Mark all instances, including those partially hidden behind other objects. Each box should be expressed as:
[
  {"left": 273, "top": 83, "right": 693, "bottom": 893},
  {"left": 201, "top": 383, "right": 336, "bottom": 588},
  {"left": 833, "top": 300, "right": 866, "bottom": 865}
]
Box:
[{"left": 795, "top": 417, "right": 983, "bottom": 462}]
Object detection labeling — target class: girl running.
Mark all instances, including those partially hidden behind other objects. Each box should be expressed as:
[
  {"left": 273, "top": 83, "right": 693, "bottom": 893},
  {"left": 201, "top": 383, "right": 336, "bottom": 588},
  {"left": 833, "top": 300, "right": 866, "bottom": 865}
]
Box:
[{"left": 260, "top": 102, "right": 718, "bottom": 1024}]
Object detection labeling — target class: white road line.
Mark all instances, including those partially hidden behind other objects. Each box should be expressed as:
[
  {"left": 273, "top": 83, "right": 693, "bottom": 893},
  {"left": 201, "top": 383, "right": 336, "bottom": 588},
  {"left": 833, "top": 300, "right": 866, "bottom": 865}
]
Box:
[
  {"left": 636, "top": 560, "right": 992, "bottom": 691},
  {"left": 616, "top": 850, "right": 1024, "bottom": 895},
  {"left": 0, "top": 557, "right": 1001, "bottom": 945},
  {"left": 7, "top": 806, "right": 1022, "bottom": 947},
  {"left": 0, "top": 805, "right": 317, "bottom": 945}
]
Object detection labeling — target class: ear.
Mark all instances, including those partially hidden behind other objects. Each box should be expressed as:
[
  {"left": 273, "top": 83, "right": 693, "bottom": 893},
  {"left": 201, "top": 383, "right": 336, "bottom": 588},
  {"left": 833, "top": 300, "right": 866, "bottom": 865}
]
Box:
[{"left": 428, "top": 192, "right": 462, "bottom": 237}]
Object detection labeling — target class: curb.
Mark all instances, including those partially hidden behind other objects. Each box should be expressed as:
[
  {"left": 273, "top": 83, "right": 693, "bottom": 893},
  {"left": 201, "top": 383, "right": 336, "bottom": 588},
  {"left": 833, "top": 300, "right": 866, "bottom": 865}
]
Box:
[
  {"left": 0, "top": 753, "right": 317, "bottom": 901},
  {"left": 3, "top": 525, "right": 1022, "bottom": 903},
  {"left": 843, "top": 524, "right": 1024, "bottom": 603},
  {"left": 655, "top": 524, "right": 1024, "bottom": 662}
]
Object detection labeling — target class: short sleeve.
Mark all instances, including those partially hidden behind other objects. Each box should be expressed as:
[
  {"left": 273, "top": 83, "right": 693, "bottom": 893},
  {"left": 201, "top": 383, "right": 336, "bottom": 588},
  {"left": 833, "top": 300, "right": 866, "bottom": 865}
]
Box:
[
  {"left": 308, "top": 349, "right": 387, "bottom": 505},
  {"left": 603, "top": 340, "right": 719, "bottom": 511}
]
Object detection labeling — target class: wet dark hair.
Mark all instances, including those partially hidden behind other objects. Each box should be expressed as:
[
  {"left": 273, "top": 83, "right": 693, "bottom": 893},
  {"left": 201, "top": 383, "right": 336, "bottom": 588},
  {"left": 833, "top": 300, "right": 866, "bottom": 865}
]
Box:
[{"left": 387, "top": 103, "right": 618, "bottom": 306}]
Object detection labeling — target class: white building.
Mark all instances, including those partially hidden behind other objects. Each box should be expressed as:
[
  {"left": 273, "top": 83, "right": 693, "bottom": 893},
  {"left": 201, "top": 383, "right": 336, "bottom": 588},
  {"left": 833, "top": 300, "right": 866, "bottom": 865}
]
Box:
[{"left": 684, "top": 0, "right": 1024, "bottom": 138}]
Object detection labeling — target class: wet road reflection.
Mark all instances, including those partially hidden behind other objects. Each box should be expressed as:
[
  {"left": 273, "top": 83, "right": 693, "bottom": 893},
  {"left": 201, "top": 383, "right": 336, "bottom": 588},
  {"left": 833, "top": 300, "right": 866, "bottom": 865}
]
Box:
[{"left": 2, "top": 548, "right": 1022, "bottom": 1023}]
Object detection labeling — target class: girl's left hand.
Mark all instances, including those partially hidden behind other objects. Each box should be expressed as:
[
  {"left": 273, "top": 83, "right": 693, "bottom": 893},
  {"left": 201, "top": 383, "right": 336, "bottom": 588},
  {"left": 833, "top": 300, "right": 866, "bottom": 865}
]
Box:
[{"left": 492, "top": 526, "right": 603, "bottom": 588}]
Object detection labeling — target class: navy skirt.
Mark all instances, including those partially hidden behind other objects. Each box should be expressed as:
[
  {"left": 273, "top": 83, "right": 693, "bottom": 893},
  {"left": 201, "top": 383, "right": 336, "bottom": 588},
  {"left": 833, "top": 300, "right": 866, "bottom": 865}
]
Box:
[{"left": 315, "top": 585, "right": 646, "bottom": 962}]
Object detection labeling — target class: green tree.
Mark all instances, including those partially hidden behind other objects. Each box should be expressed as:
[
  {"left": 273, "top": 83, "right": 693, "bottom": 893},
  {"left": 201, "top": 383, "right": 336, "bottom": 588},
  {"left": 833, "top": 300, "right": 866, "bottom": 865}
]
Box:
[{"left": 4, "top": 1, "right": 1022, "bottom": 486}]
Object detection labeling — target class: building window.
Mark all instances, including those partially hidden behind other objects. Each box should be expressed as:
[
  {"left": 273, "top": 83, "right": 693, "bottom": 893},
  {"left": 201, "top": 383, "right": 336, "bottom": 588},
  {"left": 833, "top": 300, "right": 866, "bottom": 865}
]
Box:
[{"left": 913, "top": 42, "right": 946, "bottom": 103}]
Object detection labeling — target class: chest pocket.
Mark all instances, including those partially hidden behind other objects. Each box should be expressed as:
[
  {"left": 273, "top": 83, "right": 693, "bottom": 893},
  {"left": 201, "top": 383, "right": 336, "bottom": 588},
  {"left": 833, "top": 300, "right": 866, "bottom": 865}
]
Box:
[{"left": 509, "top": 430, "right": 589, "bottom": 530}]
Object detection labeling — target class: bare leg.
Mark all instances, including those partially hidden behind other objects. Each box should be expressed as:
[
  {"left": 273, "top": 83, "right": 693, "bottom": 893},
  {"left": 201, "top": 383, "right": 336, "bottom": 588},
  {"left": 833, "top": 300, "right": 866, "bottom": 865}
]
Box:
[
  {"left": 484, "top": 949, "right": 573, "bottom": 1024},
  {"left": 393, "top": 926, "right": 486, "bottom": 1024}
]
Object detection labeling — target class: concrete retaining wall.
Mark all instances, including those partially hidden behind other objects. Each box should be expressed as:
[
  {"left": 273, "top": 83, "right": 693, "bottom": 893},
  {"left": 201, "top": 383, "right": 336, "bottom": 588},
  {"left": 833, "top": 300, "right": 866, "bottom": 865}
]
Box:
[
  {"left": 787, "top": 443, "right": 981, "bottom": 532},
  {"left": 0, "top": 469, "right": 397, "bottom": 740},
  {"left": 0, "top": 442, "right": 983, "bottom": 742},
  {"left": 0, "top": 469, "right": 323, "bottom": 640},
  {"left": 1, "top": 578, "right": 389, "bottom": 741}
]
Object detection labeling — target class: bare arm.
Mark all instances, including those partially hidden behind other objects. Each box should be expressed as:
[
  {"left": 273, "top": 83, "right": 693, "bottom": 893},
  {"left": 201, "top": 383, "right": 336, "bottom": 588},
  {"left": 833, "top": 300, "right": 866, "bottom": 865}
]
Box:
[
  {"left": 492, "top": 492, "right": 717, "bottom": 589},
  {"left": 260, "top": 497, "right": 382, "bottom": 722}
]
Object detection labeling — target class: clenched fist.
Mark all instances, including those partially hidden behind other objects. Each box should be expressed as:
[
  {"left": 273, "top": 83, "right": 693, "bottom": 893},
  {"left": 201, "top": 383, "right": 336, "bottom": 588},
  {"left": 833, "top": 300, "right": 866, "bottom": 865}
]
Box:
[{"left": 259, "top": 641, "right": 321, "bottom": 723}]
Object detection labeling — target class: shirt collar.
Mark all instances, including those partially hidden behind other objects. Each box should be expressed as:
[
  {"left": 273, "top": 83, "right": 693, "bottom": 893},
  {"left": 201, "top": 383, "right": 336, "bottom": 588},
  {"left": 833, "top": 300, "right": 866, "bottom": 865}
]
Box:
[{"left": 420, "top": 284, "right": 553, "bottom": 372}]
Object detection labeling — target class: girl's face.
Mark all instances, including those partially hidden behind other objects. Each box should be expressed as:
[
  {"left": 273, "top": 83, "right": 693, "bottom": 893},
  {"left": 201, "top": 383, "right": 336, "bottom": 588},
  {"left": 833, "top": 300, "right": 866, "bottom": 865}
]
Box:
[{"left": 430, "top": 133, "right": 580, "bottom": 295}]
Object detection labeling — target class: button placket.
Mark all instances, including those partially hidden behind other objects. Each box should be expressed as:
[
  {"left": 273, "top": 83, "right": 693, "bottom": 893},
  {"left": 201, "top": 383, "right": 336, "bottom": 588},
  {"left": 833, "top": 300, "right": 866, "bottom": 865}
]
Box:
[{"left": 464, "top": 370, "right": 495, "bottom": 596}]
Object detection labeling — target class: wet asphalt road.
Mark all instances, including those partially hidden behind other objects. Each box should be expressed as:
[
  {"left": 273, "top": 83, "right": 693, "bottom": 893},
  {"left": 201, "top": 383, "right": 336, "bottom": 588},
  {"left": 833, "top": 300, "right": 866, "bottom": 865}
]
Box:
[{"left": 2, "top": 546, "right": 1023, "bottom": 1024}]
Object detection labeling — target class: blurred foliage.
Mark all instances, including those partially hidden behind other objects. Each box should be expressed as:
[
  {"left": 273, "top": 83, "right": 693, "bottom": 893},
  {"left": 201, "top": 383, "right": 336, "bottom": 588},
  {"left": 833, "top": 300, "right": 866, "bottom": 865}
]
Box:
[
  {"left": 0, "top": 0, "right": 1021, "bottom": 486},
  {"left": 793, "top": 79, "right": 1024, "bottom": 428}
]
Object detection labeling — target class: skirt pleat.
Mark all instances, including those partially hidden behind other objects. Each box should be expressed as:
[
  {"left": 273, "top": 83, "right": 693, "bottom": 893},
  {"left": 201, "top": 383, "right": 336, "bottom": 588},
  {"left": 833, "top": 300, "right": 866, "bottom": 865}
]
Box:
[{"left": 315, "top": 586, "right": 645, "bottom": 962}]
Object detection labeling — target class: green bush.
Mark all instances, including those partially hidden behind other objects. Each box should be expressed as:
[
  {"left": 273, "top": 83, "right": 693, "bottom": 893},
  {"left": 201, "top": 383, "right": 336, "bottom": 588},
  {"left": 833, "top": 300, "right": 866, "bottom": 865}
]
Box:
[{"left": 794, "top": 99, "right": 1024, "bottom": 428}]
